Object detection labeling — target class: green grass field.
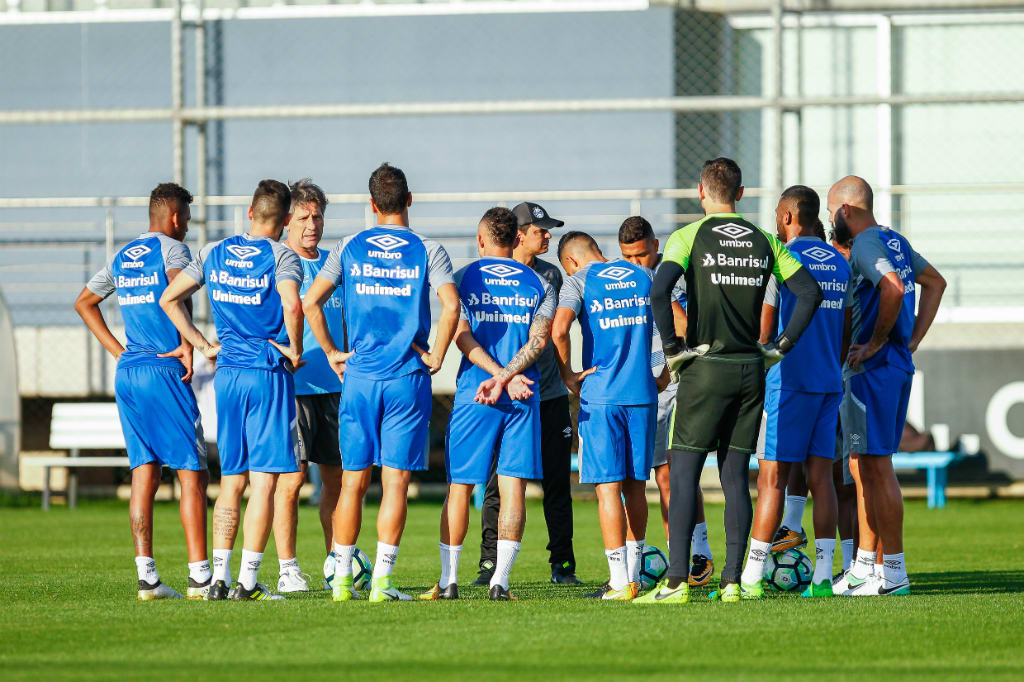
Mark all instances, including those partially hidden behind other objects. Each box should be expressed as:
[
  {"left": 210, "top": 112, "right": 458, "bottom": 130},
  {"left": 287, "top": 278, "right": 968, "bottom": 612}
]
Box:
[{"left": 2, "top": 497, "right": 1023, "bottom": 680}]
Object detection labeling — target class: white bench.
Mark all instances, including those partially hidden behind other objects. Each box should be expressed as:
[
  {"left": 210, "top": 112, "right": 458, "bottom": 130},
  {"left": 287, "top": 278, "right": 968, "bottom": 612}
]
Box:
[{"left": 31, "top": 403, "right": 129, "bottom": 510}]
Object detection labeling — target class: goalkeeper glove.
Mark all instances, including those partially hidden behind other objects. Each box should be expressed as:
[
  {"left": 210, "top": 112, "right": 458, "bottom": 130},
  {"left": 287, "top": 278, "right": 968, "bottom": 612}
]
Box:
[
  {"left": 758, "top": 335, "right": 794, "bottom": 368},
  {"left": 665, "top": 343, "right": 710, "bottom": 381}
]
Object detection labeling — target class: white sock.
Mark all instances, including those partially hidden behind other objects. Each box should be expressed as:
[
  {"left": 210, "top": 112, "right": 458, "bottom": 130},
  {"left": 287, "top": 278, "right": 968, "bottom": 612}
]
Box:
[
  {"left": 135, "top": 556, "right": 159, "bottom": 586},
  {"left": 333, "top": 543, "right": 354, "bottom": 579},
  {"left": 605, "top": 546, "right": 628, "bottom": 590},
  {"left": 740, "top": 539, "right": 771, "bottom": 584},
  {"left": 188, "top": 559, "right": 211, "bottom": 585},
  {"left": 692, "top": 522, "right": 712, "bottom": 559},
  {"left": 238, "top": 550, "right": 263, "bottom": 591},
  {"left": 625, "top": 539, "right": 645, "bottom": 585},
  {"left": 278, "top": 557, "right": 299, "bottom": 574},
  {"left": 212, "top": 548, "right": 232, "bottom": 584},
  {"left": 782, "top": 495, "right": 807, "bottom": 532},
  {"left": 882, "top": 552, "right": 907, "bottom": 585},
  {"left": 491, "top": 539, "right": 521, "bottom": 590},
  {"left": 439, "top": 543, "right": 462, "bottom": 588},
  {"left": 374, "top": 542, "right": 400, "bottom": 579},
  {"left": 813, "top": 539, "right": 836, "bottom": 584},
  {"left": 850, "top": 549, "right": 876, "bottom": 580},
  {"left": 841, "top": 539, "right": 854, "bottom": 571}
]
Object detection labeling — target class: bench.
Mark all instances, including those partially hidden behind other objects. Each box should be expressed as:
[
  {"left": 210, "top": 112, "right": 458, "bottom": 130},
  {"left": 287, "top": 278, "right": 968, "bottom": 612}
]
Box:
[
  {"left": 26, "top": 403, "right": 129, "bottom": 510},
  {"left": 891, "top": 451, "right": 959, "bottom": 508}
]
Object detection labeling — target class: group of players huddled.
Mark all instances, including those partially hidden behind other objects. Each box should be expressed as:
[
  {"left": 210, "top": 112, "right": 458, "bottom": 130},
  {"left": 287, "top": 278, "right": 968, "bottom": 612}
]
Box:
[{"left": 75, "top": 157, "right": 945, "bottom": 602}]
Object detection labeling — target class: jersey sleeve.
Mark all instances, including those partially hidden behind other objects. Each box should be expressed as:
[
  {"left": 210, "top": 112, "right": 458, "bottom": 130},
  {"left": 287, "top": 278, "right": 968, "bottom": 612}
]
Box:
[
  {"left": 769, "top": 235, "right": 805, "bottom": 282},
  {"left": 763, "top": 275, "right": 780, "bottom": 307},
  {"left": 181, "top": 242, "right": 215, "bottom": 287},
  {"left": 318, "top": 241, "right": 345, "bottom": 286},
  {"left": 85, "top": 263, "right": 115, "bottom": 299},
  {"left": 273, "top": 243, "right": 303, "bottom": 285},
  {"left": 557, "top": 272, "right": 585, "bottom": 315},
  {"left": 849, "top": 237, "right": 895, "bottom": 287},
  {"left": 662, "top": 227, "right": 694, "bottom": 270},
  {"left": 162, "top": 239, "right": 192, "bottom": 272},
  {"left": 910, "top": 246, "right": 930, "bottom": 276},
  {"left": 452, "top": 264, "right": 470, "bottom": 321},
  {"left": 536, "top": 279, "right": 556, "bottom": 320},
  {"left": 425, "top": 239, "right": 455, "bottom": 290},
  {"left": 672, "top": 278, "right": 687, "bottom": 305}
]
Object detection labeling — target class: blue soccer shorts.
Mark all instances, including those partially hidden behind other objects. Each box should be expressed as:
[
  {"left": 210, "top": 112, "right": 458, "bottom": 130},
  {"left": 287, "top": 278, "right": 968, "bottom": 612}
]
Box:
[
  {"left": 339, "top": 371, "right": 431, "bottom": 472},
  {"left": 762, "top": 389, "right": 843, "bottom": 463},
  {"left": 841, "top": 364, "right": 914, "bottom": 456},
  {"left": 215, "top": 366, "right": 300, "bottom": 475},
  {"left": 445, "top": 400, "right": 542, "bottom": 485},
  {"left": 115, "top": 364, "right": 207, "bottom": 471},
  {"left": 577, "top": 402, "right": 656, "bottom": 484}
]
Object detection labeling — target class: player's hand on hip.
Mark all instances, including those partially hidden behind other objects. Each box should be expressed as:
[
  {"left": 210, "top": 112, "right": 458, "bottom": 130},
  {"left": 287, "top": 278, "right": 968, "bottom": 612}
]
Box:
[
  {"left": 327, "top": 349, "right": 354, "bottom": 379},
  {"left": 505, "top": 374, "right": 534, "bottom": 402},
  {"left": 666, "top": 343, "right": 709, "bottom": 380},
  {"left": 197, "top": 342, "right": 221, "bottom": 366},
  {"left": 157, "top": 342, "right": 194, "bottom": 383},
  {"left": 565, "top": 366, "right": 597, "bottom": 397},
  {"left": 268, "top": 339, "right": 306, "bottom": 374},
  {"left": 757, "top": 341, "right": 786, "bottom": 369},
  {"left": 846, "top": 342, "right": 880, "bottom": 372},
  {"left": 412, "top": 343, "right": 443, "bottom": 375},
  {"left": 474, "top": 377, "right": 505, "bottom": 405}
]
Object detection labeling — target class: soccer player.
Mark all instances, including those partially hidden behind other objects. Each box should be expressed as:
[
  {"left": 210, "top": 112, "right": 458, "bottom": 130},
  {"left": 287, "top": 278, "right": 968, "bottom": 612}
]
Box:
[
  {"left": 303, "top": 162, "right": 460, "bottom": 603},
  {"left": 552, "top": 231, "right": 664, "bottom": 601},
  {"left": 639, "top": 158, "right": 822, "bottom": 604},
  {"left": 740, "top": 185, "right": 852, "bottom": 599},
  {"left": 617, "top": 216, "right": 716, "bottom": 586},
  {"left": 826, "top": 176, "right": 946, "bottom": 596},
  {"left": 160, "top": 179, "right": 304, "bottom": 602},
  {"left": 74, "top": 183, "right": 209, "bottom": 600},
  {"left": 422, "top": 207, "right": 553, "bottom": 602},
  {"left": 474, "top": 201, "right": 579, "bottom": 587},
  {"left": 272, "top": 179, "right": 345, "bottom": 593}
]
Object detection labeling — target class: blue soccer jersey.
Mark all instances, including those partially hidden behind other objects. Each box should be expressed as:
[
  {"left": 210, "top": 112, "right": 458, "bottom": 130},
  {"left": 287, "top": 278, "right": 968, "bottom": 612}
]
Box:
[
  {"left": 182, "top": 233, "right": 302, "bottom": 371},
  {"left": 293, "top": 248, "right": 344, "bottom": 395},
  {"left": 87, "top": 232, "right": 192, "bottom": 369},
  {"left": 318, "top": 225, "right": 454, "bottom": 380},
  {"left": 847, "top": 226, "right": 929, "bottom": 375},
  {"left": 452, "top": 257, "right": 556, "bottom": 406},
  {"left": 764, "top": 237, "right": 852, "bottom": 393},
  {"left": 558, "top": 259, "right": 657, "bottom": 406}
]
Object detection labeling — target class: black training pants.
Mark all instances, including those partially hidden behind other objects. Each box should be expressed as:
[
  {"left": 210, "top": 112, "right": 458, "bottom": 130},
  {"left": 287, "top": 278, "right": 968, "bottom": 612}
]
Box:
[{"left": 480, "top": 395, "right": 575, "bottom": 569}]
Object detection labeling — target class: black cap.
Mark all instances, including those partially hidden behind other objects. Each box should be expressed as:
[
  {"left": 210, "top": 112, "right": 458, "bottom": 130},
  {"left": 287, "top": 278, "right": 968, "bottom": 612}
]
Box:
[{"left": 512, "top": 202, "right": 564, "bottom": 229}]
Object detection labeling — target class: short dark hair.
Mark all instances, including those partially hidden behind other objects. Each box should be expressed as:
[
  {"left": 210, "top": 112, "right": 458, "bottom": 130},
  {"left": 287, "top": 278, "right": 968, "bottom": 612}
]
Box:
[
  {"left": 618, "top": 216, "right": 655, "bottom": 245},
  {"left": 251, "top": 179, "right": 291, "bottom": 225},
  {"left": 557, "top": 230, "right": 598, "bottom": 261},
  {"left": 149, "top": 182, "right": 192, "bottom": 221},
  {"left": 700, "top": 157, "right": 743, "bottom": 203},
  {"left": 830, "top": 228, "right": 853, "bottom": 249},
  {"left": 781, "top": 184, "right": 821, "bottom": 229},
  {"left": 289, "top": 178, "right": 328, "bottom": 214},
  {"left": 813, "top": 219, "right": 827, "bottom": 241},
  {"left": 369, "top": 162, "right": 410, "bottom": 216},
  {"left": 480, "top": 207, "right": 518, "bottom": 247}
]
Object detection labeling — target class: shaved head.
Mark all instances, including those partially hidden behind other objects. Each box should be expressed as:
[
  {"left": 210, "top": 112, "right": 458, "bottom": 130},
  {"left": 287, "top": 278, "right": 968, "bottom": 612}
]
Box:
[
  {"left": 829, "top": 175, "right": 873, "bottom": 212},
  {"left": 557, "top": 231, "right": 603, "bottom": 274}
]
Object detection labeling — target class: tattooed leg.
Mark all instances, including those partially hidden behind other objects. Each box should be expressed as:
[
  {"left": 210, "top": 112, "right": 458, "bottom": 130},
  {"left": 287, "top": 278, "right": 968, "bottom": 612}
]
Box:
[
  {"left": 213, "top": 473, "right": 247, "bottom": 550},
  {"left": 496, "top": 475, "right": 527, "bottom": 542}
]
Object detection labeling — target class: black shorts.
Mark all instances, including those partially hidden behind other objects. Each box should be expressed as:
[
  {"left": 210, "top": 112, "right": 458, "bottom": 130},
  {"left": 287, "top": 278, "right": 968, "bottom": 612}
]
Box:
[
  {"left": 295, "top": 392, "right": 342, "bottom": 466},
  {"left": 670, "top": 356, "right": 765, "bottom": 455}
]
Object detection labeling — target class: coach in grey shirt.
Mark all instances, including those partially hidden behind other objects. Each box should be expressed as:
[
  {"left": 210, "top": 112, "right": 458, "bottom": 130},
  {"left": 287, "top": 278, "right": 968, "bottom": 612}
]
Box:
[{"left": 474, "top": 202, "right": 580, "bottom": 586}]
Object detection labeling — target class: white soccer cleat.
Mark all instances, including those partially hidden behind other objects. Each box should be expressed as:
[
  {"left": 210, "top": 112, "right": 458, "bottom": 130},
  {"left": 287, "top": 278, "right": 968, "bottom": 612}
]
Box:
[
  {"left": 138, "top": 582, "right": 184, "bottom": 601},
  {"left": 368, "top": 576, "right": 413, "bottom": 602},
  {"left": 832, "top": 570, "right": 852, "bottom": 594},
  {"left": 278, "top": 567, "right": 311, "bottom": 593},
  {"left": 843, "top": 574, "right": 884, "bottom": 597}
]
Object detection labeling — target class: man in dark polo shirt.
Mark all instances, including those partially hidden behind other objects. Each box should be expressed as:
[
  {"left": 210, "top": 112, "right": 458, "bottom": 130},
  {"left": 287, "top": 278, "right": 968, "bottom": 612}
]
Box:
[{"left": 473, "top": 201, "right": 579, "bottom": 585}]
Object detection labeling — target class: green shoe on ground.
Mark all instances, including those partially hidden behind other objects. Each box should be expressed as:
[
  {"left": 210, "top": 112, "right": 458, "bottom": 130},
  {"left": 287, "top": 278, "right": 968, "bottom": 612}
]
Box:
[
  {"left": 368, "top": 575, "right": 412, "bottom": 603},
  {"left": 332, "top": 574, "right": 355, "bottom": 602},
  {"left": 634, "top": 579, "right": 690, "bottom": 604},
  {"left": 801, "top": 580, "right": 834, "bottom": 598},
  {"left": 708, "top": 582, "right": 742, "bottom": 602}
]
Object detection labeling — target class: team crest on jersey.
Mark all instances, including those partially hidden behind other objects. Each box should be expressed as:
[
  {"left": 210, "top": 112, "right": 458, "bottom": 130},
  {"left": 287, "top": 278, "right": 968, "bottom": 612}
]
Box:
[
  {"left": 887, "top": 238, "right": 902, "bottom": 252},
  {"left": 366, "top": 234, "right": 409, "bottom": 251},
  {"left": 712, "top": 223, "right": 753, "bottom": 240},
  {"left": 598, "top": 266, "right": 633, "bottom": 282},
  {"left": 532, "top": 206, "right": 545, "bottom": 220},
  {"left": 803, "top": 246, "right": 835, "bottom": 263},
  {"left": 122, "top": 244, "right": 152, "bottom": 261},
  {"left": 479, "top": 263, "right": 522, "bottom": 278},
  {"left": 225, "top": 244, "right": 262, "bottom": 260}
]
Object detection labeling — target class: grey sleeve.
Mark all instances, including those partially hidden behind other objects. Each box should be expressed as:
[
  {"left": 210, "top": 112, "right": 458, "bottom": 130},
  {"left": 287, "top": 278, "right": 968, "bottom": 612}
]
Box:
[
  {"left": 159, "top": 236, "right": 192, "bottom": 272},
  {"left": 850, "top": 237, "right": 895, "bottom": 287},
  {"left": 181, "top": 242, "right": 215, "bottom": 287},
  {"left": 536, "top": 280, "right": 556, "bottom": 319},
  {"left": 425, "top": 240, "right": 455, "bottom": 291},
  {"left": 318, "top": 241, "right": 345, "bottom": 286},
  {"left": 910, "top": 246, "right": 930, "bottom": 276},
  {"left": 453, "top": 265, "right": 469, "bottom": 321},
  {"left": 273, "top": 243, "right": 302, "bottom": 284},
  {"left": 763, "top": 276, "right": 780, "bottom": 307},
  {"left": 85, "top": 263, "right": 115, "bottom": 299},
  {"left": 557, "top": 273, "right": 585, "bottom": 315}
]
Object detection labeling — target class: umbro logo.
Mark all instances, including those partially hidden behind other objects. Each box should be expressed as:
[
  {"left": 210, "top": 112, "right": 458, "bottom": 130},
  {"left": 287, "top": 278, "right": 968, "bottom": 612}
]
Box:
[
  {"left": 887, "top": 238, "right": 902, "bottom": 253},
  {"left": 803, "top": 246, "right": 836, "bottom": 263},
  {"left": 225, "top": 244, "right": 262, "bottom": 260},
  {"left": 479, "top": 263, "right": 522, "bottom": 278},
  {"left": 122, "top": 244, "right": 152, "bottom": 261},
  {"left": 366, "top": 234, "right": 409, "bottom": 251},
  {"left": 598, "top": 266, "right": 633, "bottom": 282},
  {"left": 712, "top": 223, "right": 753, "bottom": 240}
]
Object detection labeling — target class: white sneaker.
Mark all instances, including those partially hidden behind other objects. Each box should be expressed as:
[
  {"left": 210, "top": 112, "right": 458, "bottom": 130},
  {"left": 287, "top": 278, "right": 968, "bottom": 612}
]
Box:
[
  {"left": 368, "top": 577, "right": 413, "bottom": 602},
  {"left": 278, "top": 567, "right": 311, "bottom": 593},
  {"left": 832, "top": 570, "right": 852, "bottom": 593},
  {"left": 845, "top": 574, "right": 886, "bottom": 597},
  {"left": 138, "top": 582, "right": 184, "bottom": 600}
]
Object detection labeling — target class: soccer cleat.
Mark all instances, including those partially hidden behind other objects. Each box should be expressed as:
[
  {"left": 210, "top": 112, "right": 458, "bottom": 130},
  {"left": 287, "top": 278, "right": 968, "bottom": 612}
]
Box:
[
  {"left": 207, "top": 579, "right": 230, "bottom": 601},
  {"left": 602, "top": 582, "right": 639, "bottom": 601},
  {"left": 228, "top": 583, "right": 284, "bottom": 601},
  {"left": 708, "top": 582, "right": 746, "bottom": 602},
  {"left": 584, "top": 582, "right": 611, "bottom": 599},
  {"left": 876, "top": 578, "right": 911, "bottom": 596},
  {"left": 550, "top": 562, "right": 582, "bottom": 585},
  {"left": 688, "top": 554, "right": 714, "bottom": 587},
  {"left": 368, "top": 576, "right": 413, "bottom": 603},
  {"left": 332, "top": 575, "right": 359, "bottom": 602},
  {"left": 472, "top": 561, "right": 495, "bottom": 586},
  {"left": 419, "top": 583, "right": 459, "bottom": 601},
  {"left": 801, "top": 579, "right": 835, "bottom": 598},
  {"left": 186, "top": 578, "right": 211, "bottom": 600},
  {"left": 847, "top": 575, "right": 910, "bottom": 597},
  {"left": 770, "top": 526, "right": 808, "bottom": 552},
  {"left": 137, "top": 581, "right": 183, "bottom": 601},
  {"left": 277, "top": 567, "right": 311, "bottom": 593},
  {"left": 634, "top": 579, "right": 689, "bottom": 604},
  {"left": 838, "top": 572, "right": 874, "bottom": 596},
  {"left": 488, "top": 584, "right": 517, "bottom": 601}
]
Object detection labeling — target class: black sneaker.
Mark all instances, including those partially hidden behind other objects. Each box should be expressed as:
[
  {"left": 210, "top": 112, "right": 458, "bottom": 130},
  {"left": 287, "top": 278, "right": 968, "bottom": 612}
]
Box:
[
  {"left": 584, "top": 582, "right": 612, "bottom": 599},
  {"left": 488, "top": 584, "right": 516, "bottom": 601},
  {"left": 207, "top": 579, "right": 230, "bottom": 601},
  {"left": 550, "top": 561, "right": 582, "bottom": 585},
  {"left": 228, "top": 582, "right": 284, "bottom": 601},
  {"left": 687, "top": 554, "right": 714, "bottom": 587},
  {"left": 473, "top": 560, "right": 495, "bottom": 586}
]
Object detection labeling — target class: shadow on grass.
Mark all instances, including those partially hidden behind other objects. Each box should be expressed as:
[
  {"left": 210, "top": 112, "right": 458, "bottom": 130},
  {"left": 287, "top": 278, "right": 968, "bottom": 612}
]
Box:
[{"left": 911, "top": 570, "right": 1024, "bottom": 595}]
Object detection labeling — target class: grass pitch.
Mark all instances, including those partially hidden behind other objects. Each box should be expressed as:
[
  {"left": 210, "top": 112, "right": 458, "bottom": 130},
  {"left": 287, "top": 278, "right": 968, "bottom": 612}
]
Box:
[{"left": 1, "top": 497, "right": 1022, "bottom": 680}]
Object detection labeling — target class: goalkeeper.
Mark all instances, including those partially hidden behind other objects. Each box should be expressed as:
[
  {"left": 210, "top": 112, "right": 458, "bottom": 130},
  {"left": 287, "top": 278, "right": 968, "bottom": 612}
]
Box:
[{"left": 637, "top": 158, "right": 822, "bottom": 604}]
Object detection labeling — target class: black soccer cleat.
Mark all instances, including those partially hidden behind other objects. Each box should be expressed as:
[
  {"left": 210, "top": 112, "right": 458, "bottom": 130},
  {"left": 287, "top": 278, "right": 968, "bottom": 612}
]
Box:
[
  {"left": 228, "top": 582, "right": 284, "bottom": 601},
  {"left": 584, "top": 582, "right": 613, "bottom": 599},
  {"left": 488, "top": 584, "right": 516, "bottom": 601},
  {"left": 207, "top": 579, "right": 230, "bottom": 601},
  {"left": 472, "top": 561, "right": 495, "bottom": 586},
  {"left": 550, "top": 562, "right": 582, "bottom": 585}
]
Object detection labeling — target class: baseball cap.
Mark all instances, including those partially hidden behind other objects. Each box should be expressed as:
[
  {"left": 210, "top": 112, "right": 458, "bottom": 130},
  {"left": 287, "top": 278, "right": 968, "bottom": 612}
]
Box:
[{"left": 512, "top": 202, "right": 565, "bottom": 229}]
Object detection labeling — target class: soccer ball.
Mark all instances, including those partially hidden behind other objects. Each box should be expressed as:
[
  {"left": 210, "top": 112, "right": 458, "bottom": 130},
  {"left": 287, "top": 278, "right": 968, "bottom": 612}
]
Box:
[
  {"left": 322, "top": 547, "right": 374, "bottom": 591},
  {"left": 764, "top": 548, "right": 813, "bottom": 592},
  {"left": 639, "top": 546, "right": 668, "bottom": 589}
]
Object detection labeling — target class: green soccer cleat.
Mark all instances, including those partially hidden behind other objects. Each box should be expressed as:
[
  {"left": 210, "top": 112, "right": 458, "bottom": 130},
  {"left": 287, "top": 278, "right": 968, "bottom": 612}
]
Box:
[
  {"left": 708, "top": 582, "right": 760, "bottom": 602},
  {"left": 137, "top": 581, "right": 183, "bottom": 601},
  {"left": 801, "top": 580, "right": 835, "bottom": 598},
  {"left": 634, "top": 579, "right": 689, "bottom": 604},
  {"left": 332, "top": 574, "right": 357, "bottom": 602},
  {"left": 368, "top": 576, "right": 413, "bottom": 603}
]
